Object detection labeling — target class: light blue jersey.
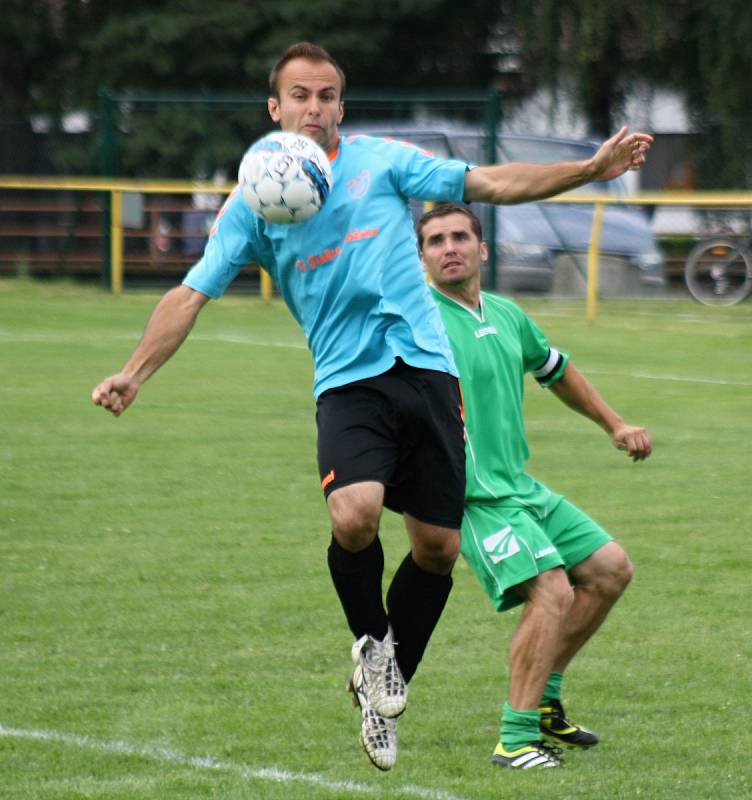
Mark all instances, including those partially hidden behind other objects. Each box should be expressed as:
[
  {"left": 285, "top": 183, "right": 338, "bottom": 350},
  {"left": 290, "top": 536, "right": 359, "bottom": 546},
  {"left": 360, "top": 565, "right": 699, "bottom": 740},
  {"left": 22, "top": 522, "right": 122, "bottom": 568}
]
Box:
[{"left": 184, "top": 134, "right": 470, "bottom": 397}]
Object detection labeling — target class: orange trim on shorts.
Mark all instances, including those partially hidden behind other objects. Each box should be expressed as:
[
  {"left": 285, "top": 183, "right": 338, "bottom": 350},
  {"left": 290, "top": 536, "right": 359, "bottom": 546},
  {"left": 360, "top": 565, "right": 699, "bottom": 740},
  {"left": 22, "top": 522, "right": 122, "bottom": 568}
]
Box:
[{"left": 321, "top": 469, "right": 336, "bottom": 490}]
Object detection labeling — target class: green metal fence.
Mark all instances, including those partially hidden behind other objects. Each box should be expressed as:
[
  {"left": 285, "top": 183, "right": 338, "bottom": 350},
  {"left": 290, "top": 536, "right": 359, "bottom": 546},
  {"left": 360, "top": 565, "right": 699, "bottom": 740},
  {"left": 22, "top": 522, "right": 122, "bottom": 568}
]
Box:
[{"left": 96, "top": 88, "right": 502, "bottom": 284}]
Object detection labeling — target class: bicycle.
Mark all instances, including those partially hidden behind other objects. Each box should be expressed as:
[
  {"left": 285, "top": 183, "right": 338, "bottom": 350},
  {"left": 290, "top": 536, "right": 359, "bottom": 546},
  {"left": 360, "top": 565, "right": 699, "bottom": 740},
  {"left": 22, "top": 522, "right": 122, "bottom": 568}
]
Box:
[{"left": 684, "top": 236, "right": 752, "bottom": 306}]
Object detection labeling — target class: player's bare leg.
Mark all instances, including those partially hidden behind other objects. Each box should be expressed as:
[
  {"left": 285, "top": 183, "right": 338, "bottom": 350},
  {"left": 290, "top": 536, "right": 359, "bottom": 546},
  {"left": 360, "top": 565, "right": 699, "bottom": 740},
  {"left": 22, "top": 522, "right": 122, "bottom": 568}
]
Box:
[
  {"left": 538, "top": 542, "right": 633, "bottom": 749},
  {"left": 327, "top": 480, "right": 384, "bottom": 552},
  {"left": 492, "top": 568, "right": 572, "bottom": 769},
  {"left": 403, "top": 514, "right": 459, "bottom": 576},
  {"left": 553, "top": 542, "right": 633, "bottom": 672},
  {"left": 508, "top": 568, "right": 574, "bottom": 709}
]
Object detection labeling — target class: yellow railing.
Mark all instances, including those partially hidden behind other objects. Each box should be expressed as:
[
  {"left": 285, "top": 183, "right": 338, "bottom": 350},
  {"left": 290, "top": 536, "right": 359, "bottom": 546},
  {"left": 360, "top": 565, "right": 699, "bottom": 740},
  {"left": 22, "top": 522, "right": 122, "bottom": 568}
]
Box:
[
  {"left": 2, "top": 176, "right": 752, "bottom": 319},
  {"left": 560, "top": 190, "right": 752, "bottom": 319},
  {"left": 0, "top": 175, "right": 273, "bottom": 300}
]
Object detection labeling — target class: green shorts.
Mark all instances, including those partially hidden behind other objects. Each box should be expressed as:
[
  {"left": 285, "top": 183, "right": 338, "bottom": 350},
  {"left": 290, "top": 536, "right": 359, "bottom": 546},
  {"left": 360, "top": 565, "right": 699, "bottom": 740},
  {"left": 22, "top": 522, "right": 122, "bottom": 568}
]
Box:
[{"left": 461, "top": 497, "right": 612, "bottom": 612}]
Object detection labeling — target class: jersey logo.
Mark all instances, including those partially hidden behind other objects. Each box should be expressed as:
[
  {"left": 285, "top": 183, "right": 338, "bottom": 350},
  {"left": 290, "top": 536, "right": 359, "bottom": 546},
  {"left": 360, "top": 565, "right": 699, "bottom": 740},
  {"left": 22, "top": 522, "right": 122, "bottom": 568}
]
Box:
[
  {"left": 482, "top": 526, "right": 519, "bottom": 564},
  {"left": 347, "top": 170, "right": 371, "bottom": 199},
  {"left": 294, "top": 229, "right": 380, "bottom": 273},
  {"left": 321, "top": 469, "right": 336, "bottom": 490},
  {"left": 475, "top": 325, "right": 498, "bottom": 339}
]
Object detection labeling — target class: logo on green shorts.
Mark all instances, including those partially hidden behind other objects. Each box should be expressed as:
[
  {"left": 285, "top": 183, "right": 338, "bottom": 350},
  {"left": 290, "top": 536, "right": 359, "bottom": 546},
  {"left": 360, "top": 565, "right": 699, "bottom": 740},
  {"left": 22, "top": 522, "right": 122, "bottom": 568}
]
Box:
[{"left": 483, "top": 526, "right": 520, "bottom": 564}]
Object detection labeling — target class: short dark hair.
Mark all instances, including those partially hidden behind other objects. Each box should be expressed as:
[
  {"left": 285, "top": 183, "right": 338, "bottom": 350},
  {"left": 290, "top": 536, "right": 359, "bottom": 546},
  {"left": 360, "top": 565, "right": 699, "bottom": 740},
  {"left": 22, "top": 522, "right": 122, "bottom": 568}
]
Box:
[
  {"left": 416, "top": 202, "right": 483, "bottom": 249},
  {"left": 269, "top": 42, "right": 346, "bottom": 100}
]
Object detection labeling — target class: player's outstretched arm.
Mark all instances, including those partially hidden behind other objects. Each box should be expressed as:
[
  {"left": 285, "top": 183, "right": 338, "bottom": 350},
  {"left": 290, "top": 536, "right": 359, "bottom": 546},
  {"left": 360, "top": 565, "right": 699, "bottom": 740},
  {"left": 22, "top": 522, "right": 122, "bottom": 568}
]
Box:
[
  {"left": 91, "top": 285, "right": 210, "bottom": 417},
  {"left": 549, "top": 362, "right": 652, "bottom": 462},
  {"left": 463, "top": 127, "right": 653, "bottom": 205}
]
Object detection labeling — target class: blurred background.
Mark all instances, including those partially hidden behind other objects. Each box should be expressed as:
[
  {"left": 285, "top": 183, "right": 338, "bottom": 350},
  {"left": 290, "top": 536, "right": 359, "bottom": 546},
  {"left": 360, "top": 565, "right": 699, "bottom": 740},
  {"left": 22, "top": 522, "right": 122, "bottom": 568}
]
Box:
[{"left": 2, "top": 0, "right": 752, "bottom": 299}]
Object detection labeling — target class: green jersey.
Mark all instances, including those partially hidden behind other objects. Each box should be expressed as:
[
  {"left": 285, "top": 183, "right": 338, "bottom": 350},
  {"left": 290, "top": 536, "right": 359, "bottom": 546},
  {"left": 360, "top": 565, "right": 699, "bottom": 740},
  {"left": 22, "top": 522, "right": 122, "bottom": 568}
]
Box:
[{"left": 430, "top": 287, "right": 569, "bottom": 508}]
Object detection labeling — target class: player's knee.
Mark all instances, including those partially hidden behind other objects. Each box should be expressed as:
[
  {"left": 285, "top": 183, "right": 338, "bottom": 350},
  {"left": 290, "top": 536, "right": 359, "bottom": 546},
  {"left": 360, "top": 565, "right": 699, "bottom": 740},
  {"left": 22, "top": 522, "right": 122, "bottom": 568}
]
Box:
[
  {"left": 330, "top": 505, "right": 380, "bottom": 549},
  {"left": 554, "top": 577, "right": 575, "bottom": 616},
  {"left": 594, "top": 543, "right": 633, "bottom": 600},
  {"left": 327, "top": 483, "right": 384, "bottom": 549},
  {"left": 434, "top": 531, "right": 460, "bottom": 568},
  {"left": 529, "top": 568, "right": 574, "bottom": 618},
  {"left": 412, "top": 529, "right": 460, "bottom": 575},
  {"left": 612, "top": 548, "right": 634, "bottom": 595}
]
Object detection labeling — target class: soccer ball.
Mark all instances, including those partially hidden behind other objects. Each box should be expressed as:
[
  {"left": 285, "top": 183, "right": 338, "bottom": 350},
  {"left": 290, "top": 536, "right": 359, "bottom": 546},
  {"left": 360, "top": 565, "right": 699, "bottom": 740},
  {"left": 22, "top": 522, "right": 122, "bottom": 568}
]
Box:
[{"left": 238, "top": 131, "right": 333, "bottom": 225}]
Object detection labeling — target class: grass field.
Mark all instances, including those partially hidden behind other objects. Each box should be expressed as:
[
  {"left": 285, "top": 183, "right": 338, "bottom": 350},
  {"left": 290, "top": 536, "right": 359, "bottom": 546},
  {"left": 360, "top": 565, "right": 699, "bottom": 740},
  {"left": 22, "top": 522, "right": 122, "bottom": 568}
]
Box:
[{"left": 1, "top": 278, "right": 751, "bottom": 800}]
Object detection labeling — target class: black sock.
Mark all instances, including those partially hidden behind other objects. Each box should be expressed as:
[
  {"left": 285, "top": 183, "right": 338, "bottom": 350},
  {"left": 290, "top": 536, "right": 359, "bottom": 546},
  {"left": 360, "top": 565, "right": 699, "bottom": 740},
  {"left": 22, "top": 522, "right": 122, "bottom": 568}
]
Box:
[
  {"left": 327, "top": 535, "right": 389, "bottom": 641},
  {"left": 386, "top": 553, "right": 453, "bottom": 683}
]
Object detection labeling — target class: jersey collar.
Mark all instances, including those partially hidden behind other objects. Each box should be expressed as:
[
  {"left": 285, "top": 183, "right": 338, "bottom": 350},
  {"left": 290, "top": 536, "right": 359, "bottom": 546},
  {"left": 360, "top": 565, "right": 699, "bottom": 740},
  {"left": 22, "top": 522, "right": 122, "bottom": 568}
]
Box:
[
  {"left": 327, "top": 137, "right": 341, "bottom": 163},
  {"left": 429, "top": 284, "right": 485, "bottom": 322}
]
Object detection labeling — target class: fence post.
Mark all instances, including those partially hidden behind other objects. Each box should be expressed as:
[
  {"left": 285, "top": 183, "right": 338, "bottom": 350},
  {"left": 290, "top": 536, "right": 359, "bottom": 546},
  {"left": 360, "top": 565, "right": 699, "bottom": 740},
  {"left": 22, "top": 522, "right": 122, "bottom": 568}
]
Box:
[
  {"left": 261, "top": 268, "right": 273, "bottom": 301},
  {"left": 484, "top": 89, "right": 501, "bottom": 291},
  {"left": 98, "top": 88, "right": 116, "bottom": 290},
  {"left": 110, "top": 190, "right": 123, "bottom": 294},
  {"left": 586, "top": 201, "right": 605, "bottom": 322}
]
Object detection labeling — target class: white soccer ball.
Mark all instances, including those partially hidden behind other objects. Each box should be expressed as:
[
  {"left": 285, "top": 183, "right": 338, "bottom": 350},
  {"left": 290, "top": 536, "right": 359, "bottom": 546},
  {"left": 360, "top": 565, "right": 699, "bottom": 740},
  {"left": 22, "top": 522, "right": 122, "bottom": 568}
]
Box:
[{"left": 238, "top": 131, "right": 333, "bottom": 225}]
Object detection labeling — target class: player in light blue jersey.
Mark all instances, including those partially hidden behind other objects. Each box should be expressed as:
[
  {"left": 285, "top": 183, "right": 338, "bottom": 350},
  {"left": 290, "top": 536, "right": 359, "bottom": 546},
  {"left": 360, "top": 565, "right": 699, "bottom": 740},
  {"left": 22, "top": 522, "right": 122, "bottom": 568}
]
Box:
[
  {"left": 184, "top": 131, "right": 468, "bottom": 397},
  {"left": 92, "top": 42, "right": 653, "bottom": 771},
  {"left": 418, "top": 203, "right": 652, "bottom": 770}
]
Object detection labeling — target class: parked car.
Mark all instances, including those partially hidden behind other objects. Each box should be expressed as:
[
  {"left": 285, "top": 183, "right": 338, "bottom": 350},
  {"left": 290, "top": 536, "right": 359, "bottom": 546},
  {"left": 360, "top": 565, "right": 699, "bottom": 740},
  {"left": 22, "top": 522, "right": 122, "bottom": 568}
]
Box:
[
  {"left": 456, "top": 132, "right": 665, "bottom": 292},
  {"left": 342, "top": 126, "right": 666, "bottom": 293}
]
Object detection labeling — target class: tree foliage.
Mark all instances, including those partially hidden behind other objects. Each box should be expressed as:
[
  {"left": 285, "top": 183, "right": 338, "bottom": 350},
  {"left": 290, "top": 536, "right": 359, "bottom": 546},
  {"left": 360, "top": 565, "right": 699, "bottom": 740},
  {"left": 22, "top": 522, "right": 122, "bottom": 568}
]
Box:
[
  {"left": 662, "top": 4, "right": 752, "bottom": 188},
  {"left": 39, "top": 0, "right": 497, "bottom": 103},
  {"left": 504, "top": 0, "right": 752, "bottom": 187},
  {"left": 2, "top": 0, "right": 500, "bottom": 176},
  {"left": 2, "top": 0, "right": 752, "bottom": 186},
  {"left": 0, "top": 0, "right": 68, "bottom": 117}
]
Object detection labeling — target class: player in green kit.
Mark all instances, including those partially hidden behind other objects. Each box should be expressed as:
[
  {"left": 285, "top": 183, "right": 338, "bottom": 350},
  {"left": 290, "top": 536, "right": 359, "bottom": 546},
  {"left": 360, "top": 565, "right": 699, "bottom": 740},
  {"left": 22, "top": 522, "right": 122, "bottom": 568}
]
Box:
[{"left": 417, "top": 203, "right": 652, "bottom": 769}]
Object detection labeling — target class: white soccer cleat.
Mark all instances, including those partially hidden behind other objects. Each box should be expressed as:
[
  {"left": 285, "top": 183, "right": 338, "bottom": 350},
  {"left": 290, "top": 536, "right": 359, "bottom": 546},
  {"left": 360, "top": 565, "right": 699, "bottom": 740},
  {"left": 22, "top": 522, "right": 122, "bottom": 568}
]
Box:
[
  {"left": 348, "top": 663, "right": 398, "bottom": 771},
  {"left": 349, "top": 627, "right": 407, "bottom": 719}
]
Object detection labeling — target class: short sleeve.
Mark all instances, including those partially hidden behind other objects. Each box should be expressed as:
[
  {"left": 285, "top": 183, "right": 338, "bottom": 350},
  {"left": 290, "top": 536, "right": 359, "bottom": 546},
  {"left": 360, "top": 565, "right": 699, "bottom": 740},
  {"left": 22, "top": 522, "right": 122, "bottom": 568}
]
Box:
[
  {"left": 183, "top": 188, "right": 262, "bottom": 299},
  {"left": 381, "top": 138, "right": 470, "bottom": 203},
  {"left": 519, "top": 313, "right": 569, "bottom": 387}
]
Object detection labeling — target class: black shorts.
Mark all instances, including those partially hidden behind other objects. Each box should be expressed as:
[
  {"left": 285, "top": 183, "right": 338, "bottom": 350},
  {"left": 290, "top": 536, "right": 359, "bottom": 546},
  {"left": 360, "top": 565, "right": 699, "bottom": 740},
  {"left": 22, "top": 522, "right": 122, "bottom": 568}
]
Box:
[{"left": 316, "top": 359, "right": 465, "bottom": 529}]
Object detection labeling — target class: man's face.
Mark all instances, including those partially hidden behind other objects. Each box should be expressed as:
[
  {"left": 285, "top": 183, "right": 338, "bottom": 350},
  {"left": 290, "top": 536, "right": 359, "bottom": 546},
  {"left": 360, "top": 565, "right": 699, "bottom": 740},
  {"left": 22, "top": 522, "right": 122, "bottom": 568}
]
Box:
[
  {"left": 267, "top": 58, "right": 344, "bottom": 153},
  {"left": 420, "top": 213, "right": 487, "bottom": 288}
]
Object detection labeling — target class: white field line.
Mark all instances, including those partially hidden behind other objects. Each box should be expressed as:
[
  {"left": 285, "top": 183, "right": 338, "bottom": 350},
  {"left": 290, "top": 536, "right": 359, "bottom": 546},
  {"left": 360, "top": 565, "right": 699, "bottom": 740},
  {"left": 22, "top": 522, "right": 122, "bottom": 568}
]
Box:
[
  {"left": 583, "top": 367, "right": 752, "bottom": 387},
  {"left": 0, "top": 329, "right": 308, "bottom": 350},
  {"left": 1, "top": 328, "right": 748, "bottom": 386},
  {"left": 0, "top": 722, "right": 469, "bottom": 800},
  {"left": 193, "top": 333, "right": 308, "bottom": 350}
]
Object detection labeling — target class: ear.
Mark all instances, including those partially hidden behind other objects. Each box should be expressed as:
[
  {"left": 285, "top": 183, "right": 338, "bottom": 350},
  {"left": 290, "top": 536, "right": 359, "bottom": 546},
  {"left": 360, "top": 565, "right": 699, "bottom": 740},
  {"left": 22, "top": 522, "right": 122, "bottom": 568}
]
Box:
[
  {"left": 337, "top": 100, "right": 345, "bottom": 124},
  {"left": 268, "top": 97, "right": 281, "bottom": 123},
  {"left": 480, "top": 240, "right": 489, "bottom": 262}
]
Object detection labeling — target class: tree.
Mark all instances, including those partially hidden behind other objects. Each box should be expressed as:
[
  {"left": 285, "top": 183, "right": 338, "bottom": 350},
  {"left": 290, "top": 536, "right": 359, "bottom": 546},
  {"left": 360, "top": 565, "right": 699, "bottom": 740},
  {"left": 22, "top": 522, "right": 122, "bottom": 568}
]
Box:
[
  {"left": 26, "top": 0, "right": 499, "bottom": 176},
  {"left": 0, "top": 0, "right": 67, "bottom": 117},
  {"left": 503, "top": 1, "right": 752, "bottom": 188},
  {"left": 661, "top": 4, "right": 752, "bottom": 188},
  {"left": 5, "top": 0, "right": 751, "bottom": 186}
]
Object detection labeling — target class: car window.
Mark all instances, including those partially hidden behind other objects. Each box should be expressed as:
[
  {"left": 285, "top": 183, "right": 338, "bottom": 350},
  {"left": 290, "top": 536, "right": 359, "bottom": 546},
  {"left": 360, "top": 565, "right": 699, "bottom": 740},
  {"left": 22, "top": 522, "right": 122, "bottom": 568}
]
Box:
[
  {"left": 342, "top": 127, "right": 627, "bottom": 197},
  {"left": 450, "top": 134, "right": 624, "bottom": 196},
  {"left": 341, "top": 128, "right": 454, "bottom": 159}
]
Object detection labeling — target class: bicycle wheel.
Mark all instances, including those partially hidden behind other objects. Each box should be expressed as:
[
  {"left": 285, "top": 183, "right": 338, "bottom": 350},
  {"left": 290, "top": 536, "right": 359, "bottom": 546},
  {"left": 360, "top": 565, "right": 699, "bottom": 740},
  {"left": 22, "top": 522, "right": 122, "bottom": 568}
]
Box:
[{"left": 684, "top": 238, "right": 752, "bottom": 306}]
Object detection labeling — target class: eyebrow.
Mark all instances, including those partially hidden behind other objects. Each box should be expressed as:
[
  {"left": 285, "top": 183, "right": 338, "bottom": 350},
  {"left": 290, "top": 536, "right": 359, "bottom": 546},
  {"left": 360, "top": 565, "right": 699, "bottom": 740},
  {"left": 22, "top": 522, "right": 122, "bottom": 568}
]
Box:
[
  {"left": 288, "top": 84, "right": 338, "bottom": 94},
  {"left": 427, "top": 229, "right": 469, "bottom": 242}
]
